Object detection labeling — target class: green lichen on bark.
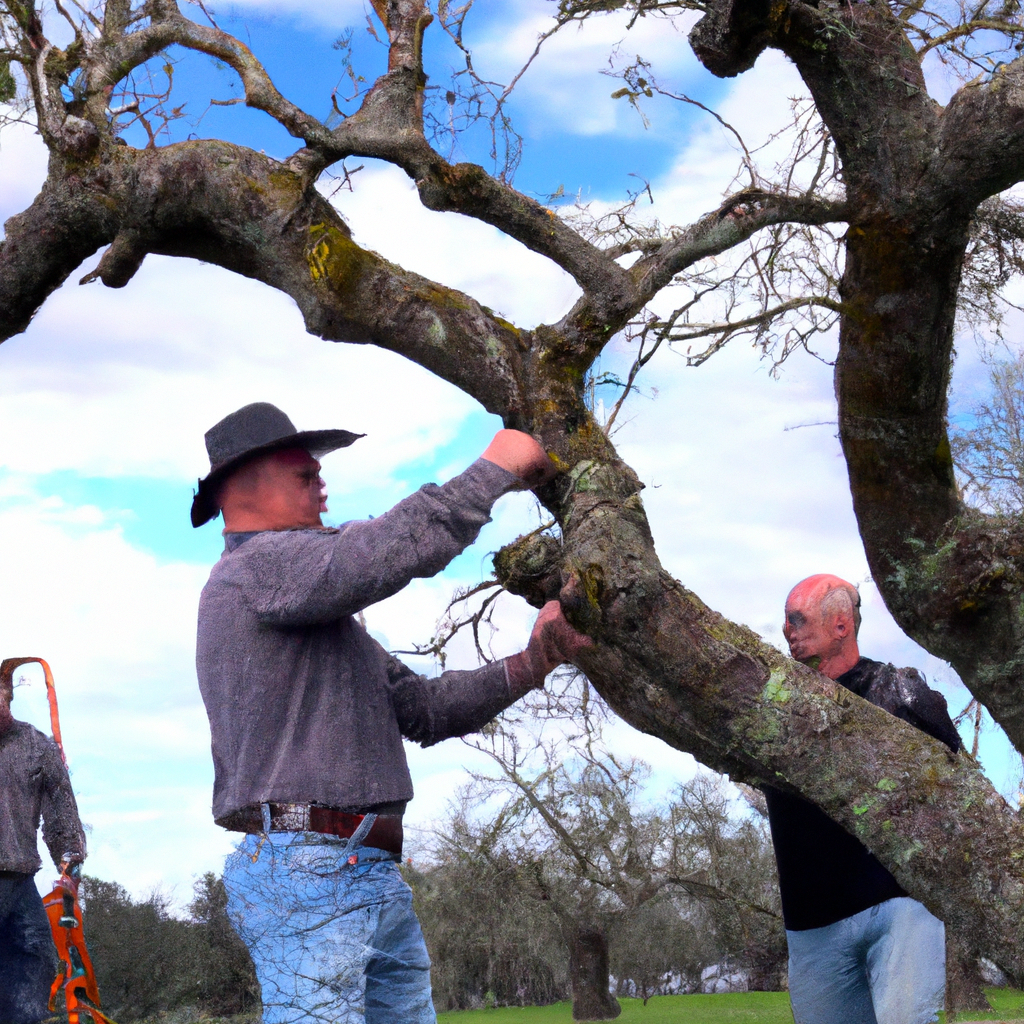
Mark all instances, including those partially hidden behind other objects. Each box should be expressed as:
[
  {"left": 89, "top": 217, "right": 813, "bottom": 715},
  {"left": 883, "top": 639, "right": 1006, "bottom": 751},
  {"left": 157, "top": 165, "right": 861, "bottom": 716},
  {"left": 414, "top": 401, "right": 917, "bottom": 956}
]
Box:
[
  {"left": 307, "top": 222, "right": 368, "bottom": 291},
  {"left": 0, "top": 59, "right": 15, "bottom": 103}
]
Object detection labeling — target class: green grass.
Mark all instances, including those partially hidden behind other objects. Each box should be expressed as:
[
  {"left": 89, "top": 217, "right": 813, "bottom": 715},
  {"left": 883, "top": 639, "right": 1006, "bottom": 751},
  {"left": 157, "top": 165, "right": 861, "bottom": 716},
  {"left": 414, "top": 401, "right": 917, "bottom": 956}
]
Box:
[
  {"left": 943, "top": 987, "right": 1024, "bottom": 1022},
  {"left": 437, "top": 989, "right": 1024, "bottom": 1024},
  {"left": 438, "top": 992, "right": 795, "bottom": 1023}
]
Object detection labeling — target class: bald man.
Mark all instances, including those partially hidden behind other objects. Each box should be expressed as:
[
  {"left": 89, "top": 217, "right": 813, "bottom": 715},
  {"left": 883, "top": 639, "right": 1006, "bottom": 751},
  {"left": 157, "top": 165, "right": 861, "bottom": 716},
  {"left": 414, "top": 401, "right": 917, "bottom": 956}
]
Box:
[{"left": 765, "top": 574, "right": 961, "bottom": 1024}]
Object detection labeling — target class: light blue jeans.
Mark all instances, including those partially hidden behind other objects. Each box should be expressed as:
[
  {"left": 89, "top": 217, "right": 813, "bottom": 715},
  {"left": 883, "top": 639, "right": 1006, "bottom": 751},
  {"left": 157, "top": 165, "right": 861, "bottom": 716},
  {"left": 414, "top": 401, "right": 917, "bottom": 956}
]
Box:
[
  {"left": 786, "top": 897, "right": 945, "bottom": 1024},
  {"left": 224, "top": 832, "right": 436, "bottom": 1024}
]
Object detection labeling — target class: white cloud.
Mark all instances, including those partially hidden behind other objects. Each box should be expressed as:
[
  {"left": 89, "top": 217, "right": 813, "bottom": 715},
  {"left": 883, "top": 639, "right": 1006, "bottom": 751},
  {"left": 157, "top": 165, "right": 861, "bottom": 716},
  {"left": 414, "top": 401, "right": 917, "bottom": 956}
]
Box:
[
  {"left": 466, "top": 1, "right": 703, "bottom": 138},
  {"left": 328, "top": 165, "right": 579, "bottom": 327},
  {"left": 206, "top": 0, "right": 369, "bottom": 32}
]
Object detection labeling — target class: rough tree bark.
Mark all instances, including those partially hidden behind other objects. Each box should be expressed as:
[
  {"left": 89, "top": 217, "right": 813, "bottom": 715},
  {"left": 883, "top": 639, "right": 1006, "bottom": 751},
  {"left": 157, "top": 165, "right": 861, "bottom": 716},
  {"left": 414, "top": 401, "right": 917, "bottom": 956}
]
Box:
[
  {"left": 2, "top": 0, "right": 1023, "bottom": 984},
  {"left": 691, "top": 0, "right": 1024, "bottom": 767},
  {"left": 561, "top": 919, "right": 621, "bottom": 1021}
]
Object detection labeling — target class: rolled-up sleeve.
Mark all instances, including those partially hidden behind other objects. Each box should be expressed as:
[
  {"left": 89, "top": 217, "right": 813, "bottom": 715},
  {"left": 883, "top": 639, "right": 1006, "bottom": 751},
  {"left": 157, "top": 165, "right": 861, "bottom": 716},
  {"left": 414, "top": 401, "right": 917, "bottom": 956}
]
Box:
[{"left": 234, "top": 459, "right": 519, "bottom": 626}]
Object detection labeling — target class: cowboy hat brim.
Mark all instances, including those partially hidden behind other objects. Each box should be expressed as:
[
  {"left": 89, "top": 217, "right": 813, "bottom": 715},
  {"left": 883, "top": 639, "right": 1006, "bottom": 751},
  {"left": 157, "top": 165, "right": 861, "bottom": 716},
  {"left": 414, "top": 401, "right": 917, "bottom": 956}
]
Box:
[{"left": 191, "top": 428, "right": 364, "bottom": 528}]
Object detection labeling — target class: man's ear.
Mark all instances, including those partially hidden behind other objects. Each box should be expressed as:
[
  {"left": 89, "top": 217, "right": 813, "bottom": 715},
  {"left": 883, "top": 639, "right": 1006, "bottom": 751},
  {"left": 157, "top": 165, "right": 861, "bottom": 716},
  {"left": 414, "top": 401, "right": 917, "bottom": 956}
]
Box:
[{"left": 834, "top": 615, "right": 851, "bottom": 639}]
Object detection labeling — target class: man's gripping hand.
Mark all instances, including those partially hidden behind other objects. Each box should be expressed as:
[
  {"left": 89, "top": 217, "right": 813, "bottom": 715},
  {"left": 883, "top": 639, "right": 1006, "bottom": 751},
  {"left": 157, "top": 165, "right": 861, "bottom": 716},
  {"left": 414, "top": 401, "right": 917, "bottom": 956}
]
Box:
[
  {"left": 482, "top": 429, "right": 557, "bottom": 488},
  {"left": 506, "top": 600, "right": 594, "bottom": 697},
  {"left": 59, "top": 855, "right": 83, "bottom": 895}
]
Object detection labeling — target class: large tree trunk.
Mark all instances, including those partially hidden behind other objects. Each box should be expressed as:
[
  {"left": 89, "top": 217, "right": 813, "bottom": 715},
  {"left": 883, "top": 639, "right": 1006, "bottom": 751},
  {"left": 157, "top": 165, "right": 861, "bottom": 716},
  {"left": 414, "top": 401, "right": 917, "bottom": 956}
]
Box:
[
  {"left": 946, "top": 935, "right": 992, "bottom": 1018},
  {"left": 835, "top": 216, "right": 1024, "bottom": 749},
  {"left": 691, "top": 0, "right": 1024, "bottom": 756},
  {"left": 562, "top": 920, "right": 621, "bottom": 1021}
]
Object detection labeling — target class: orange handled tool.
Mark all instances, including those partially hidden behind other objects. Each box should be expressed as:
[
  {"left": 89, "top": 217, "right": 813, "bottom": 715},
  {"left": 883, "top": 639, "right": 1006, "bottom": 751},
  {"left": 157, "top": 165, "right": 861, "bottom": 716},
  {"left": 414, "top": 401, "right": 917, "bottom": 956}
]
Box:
[
  {"left": 0, "top": 657, "right": 117, "bottom": 1024},
  {"left": 0, "top": 657, "right": 66, "bottom": 763}
]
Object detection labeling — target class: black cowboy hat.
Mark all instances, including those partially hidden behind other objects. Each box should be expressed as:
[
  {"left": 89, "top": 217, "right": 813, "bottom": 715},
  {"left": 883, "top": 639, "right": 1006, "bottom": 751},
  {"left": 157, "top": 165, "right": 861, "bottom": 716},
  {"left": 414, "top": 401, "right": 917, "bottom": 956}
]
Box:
[{"left": 191, "top": 402, "right": 364, "bottom": 527}]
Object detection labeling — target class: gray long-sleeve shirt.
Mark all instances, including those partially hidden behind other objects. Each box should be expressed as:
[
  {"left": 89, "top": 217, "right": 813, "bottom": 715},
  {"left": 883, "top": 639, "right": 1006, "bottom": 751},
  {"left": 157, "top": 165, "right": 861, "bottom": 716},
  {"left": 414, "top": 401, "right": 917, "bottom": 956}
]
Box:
[
  {"left": 196, "top": 458, "right": 523, "bottom": 828},
  {"left": 0, "top": 720, "right": 86, "bottom": 873}
]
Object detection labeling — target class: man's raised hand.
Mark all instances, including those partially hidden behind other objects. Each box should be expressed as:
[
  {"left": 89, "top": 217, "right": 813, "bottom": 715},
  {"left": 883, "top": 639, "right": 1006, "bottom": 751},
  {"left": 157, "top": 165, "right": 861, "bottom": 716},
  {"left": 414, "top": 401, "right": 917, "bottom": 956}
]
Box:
[{"left": 482, "top": 429, "right": 557, "bottom": 488}]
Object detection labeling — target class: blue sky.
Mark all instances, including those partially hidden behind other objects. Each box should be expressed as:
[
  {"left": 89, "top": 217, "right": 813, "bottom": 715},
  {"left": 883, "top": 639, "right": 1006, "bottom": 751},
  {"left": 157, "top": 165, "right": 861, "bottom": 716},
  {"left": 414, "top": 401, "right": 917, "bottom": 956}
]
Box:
[
  {"left": 112, "top": 1, "right": 714, "bottom": 196},
  {"left": 1, "top": 0, "right": 1020, "bottom": 904}
]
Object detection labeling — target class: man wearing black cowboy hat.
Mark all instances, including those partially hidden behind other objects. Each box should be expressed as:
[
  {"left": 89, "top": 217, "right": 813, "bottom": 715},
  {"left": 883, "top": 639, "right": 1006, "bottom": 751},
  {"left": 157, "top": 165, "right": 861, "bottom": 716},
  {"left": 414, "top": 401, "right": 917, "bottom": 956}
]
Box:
[{"left": 192, "top": 402, "right": 590, "bottom": 1024}]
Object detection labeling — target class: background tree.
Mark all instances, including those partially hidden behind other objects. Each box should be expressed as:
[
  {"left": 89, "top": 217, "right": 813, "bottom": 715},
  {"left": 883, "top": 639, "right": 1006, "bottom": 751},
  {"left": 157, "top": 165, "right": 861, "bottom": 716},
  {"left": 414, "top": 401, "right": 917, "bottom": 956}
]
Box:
[
  {"left": 953, "top": 354, "right": 1024, "bottom": 517},
  {"left": 185, "top": 872, "right": 261, "bottom": 1017},
  {"left": 80, "top": 876, "right": 194, "bottom": 1020},
  {"left": 407, "top": 840, "right": 571, "bottom": 1010},
  {"left": 412, "top": 674, "right": 785, "bottom": 1019},
  {"left": 4, "top": 0, "right": 1024, "bottom": 981},
  {"left": 79, "top": 873, "right": 259, "bottom": 1020}
]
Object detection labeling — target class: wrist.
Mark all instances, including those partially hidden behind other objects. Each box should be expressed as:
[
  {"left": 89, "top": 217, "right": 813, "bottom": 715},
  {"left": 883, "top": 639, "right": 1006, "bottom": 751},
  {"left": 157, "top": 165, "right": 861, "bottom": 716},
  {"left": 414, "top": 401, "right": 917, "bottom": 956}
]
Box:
[{"left": 505, "top": 649, "right": 552, "bottom": 698}]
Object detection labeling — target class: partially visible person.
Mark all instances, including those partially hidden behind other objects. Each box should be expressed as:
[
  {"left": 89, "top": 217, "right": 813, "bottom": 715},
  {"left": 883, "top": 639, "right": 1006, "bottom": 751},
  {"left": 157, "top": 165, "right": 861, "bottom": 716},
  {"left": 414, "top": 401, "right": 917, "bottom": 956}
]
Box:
[
  {"left": 0, "top": 671, "right": 86, "bottom": 1024},
  {"left": 765, "top": 573, "right": 961, "bottom": 1024},
  {"left": 193, "top": 402, "right": 592, "bottom": 1024}
]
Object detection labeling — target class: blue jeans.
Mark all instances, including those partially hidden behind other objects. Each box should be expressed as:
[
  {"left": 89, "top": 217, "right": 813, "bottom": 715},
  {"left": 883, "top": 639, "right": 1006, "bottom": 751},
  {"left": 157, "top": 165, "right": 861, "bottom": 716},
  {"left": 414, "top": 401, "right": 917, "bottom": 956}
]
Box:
[
  {"left": 224, "top": 832, "right": 435, "bottom": 1024},
  {"left": 0, "top": 873, "right": 56, "bottom": 1024},
  {"left": 786, "top": 897, "right": 945, "bottom": 1024}
]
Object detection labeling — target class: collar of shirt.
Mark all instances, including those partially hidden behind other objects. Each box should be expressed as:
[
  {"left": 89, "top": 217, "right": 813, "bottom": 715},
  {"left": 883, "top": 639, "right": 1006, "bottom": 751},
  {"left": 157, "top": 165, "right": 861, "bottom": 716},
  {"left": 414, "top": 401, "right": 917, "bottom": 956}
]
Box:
[
  {"left": 223, "top": 531, "right": 262, "bottom": 553},
  {"left": 223, "top": 525, "right": 347, "bottom": 554},
  {"left": 836, "top": 656, "right": 881, "bottom": 698}
]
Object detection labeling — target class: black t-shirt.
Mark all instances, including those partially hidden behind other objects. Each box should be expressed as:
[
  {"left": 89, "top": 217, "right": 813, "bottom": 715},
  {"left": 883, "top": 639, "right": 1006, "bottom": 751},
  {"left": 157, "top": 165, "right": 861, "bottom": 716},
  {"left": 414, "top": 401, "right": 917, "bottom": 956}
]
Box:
[{"left": 763, "top": 657, "right": 961, "bottom": 931}]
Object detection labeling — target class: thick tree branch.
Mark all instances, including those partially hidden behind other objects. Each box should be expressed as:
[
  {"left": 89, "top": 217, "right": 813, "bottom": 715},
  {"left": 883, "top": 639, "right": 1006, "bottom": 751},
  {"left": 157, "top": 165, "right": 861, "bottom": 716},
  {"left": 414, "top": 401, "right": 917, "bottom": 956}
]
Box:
[
  {"left": 548, "top": 189, "right": 847, "bottom": 371},
  {"left": 499, "top": 449, "right": 1024, "bottom": 982},
  {"left": 9, "top": 0, "right": 635, "bottom": 312},
  {"left": 89, "top": 1, "right": 336, "bottom": 148},
  {"left": 0, "top": 142, "right": 526, "bottom": 417},
  {"left": 939, "top": 58, "right": 1024, "bottom": 205},
  {"left": 0, "top": 180, "right": 117, "bottom": 337},
  {"left": 631, "top": 188, "right": 848, "bottom": 308},
  {"left": 692, "top": 0, "right": 940, "bottom": 206},
  {"left": 284, "top": 0, "right": 636, "bottom": 306}
]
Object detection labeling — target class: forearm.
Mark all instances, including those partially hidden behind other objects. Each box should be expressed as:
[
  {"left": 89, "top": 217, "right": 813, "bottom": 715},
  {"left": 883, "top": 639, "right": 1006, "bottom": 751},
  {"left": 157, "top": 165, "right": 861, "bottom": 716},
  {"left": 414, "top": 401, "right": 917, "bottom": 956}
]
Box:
[
  {"left": 505, "top": 646, "right": 554, "bottom": 698},
  {"left": 41, "top": 756, "right": 86, "bottom": 866},
  {"left": 393, "top": 660, "right": 518, "bottom": 746},
  {"left": 334, "top": 459, "right": 519, "bottom": 602},
  {"left": 245, "top": 459, "right": 520, "bottom": 624},
  {"left": 41, "top": 791, "right": 86, "bottom": 865}
]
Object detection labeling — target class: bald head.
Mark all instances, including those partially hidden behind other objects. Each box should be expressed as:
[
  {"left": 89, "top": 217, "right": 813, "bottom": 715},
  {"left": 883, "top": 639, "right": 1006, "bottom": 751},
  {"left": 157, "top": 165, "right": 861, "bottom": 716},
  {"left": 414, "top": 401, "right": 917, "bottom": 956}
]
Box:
[{"left": 783, "top": 574, "right": 861, "bottom": 679}]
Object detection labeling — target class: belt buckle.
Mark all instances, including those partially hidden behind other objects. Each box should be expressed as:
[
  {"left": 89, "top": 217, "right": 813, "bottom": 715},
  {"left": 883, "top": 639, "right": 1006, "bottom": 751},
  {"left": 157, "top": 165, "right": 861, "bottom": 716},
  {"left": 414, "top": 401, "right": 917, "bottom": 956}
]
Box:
[{"left": 271, "top": 803, "right": 310, "bottom": 832}]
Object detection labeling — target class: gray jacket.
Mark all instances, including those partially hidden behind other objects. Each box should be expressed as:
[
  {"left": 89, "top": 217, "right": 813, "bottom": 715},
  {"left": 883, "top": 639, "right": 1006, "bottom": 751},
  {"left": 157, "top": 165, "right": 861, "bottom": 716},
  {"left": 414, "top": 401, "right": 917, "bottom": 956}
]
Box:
[
  {"left": 0, "top": 720, "right": 86, "bottom": 874},
  {"left": 196, "top": 458, "right": 523, "bottom": 828}
]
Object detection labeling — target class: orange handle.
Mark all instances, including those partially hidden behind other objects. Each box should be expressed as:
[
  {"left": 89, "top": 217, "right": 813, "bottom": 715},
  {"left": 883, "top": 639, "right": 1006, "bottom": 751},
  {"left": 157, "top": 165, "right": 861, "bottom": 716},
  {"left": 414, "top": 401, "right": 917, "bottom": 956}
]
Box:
[{"left": 0, "top": 657, "right": 64, "bottom": 763}]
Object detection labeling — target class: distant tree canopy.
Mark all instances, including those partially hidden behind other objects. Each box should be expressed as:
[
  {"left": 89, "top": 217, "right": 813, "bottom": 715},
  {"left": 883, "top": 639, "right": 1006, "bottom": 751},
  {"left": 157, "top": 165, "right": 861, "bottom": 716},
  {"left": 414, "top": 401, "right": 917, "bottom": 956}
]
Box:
[
  {"left": 411, "top": 771, "right": 785, "bottom": 1014},
  {"left": 953, "top": 355, "right": 1024, "bottom": 518},
  {"left": 410, "top": 679, "right": 786, "bottom": 1017},
  {"left": 5, "top": 0, "right": 1024, "bottom": 979},
  {"left": 79, "top": 872, "right": 258, "bottom": 1021}
]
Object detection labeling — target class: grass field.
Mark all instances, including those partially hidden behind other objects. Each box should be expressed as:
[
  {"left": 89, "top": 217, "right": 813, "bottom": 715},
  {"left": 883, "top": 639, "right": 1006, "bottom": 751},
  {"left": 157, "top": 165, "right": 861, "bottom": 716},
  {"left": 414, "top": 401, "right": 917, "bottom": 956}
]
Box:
[
  {"left": 437, "top": 992, "right": 795, "bottom": 1024},
  {"left": 436, "top": 989, "right": 1024, "bottom": 1023}
]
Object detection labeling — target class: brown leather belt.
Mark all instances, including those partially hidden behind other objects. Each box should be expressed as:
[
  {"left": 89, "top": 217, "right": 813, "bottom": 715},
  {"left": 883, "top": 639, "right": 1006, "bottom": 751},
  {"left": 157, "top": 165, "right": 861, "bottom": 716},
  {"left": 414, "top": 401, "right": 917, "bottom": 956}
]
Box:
[{"left": 229, "top": 803, "right": 403, "bottom": 855}]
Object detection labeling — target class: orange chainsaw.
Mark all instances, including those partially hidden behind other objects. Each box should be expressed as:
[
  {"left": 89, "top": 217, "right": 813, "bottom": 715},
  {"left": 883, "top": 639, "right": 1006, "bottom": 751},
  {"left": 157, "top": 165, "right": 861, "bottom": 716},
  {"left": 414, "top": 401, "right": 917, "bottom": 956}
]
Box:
[{"left": 0, "top": 657, "right": 117, "bottom": 1024}]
